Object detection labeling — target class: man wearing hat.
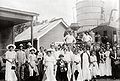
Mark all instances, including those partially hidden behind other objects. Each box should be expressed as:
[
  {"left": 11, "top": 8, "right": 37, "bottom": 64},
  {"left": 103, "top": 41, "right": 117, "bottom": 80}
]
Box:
[{"left": 16, "top": 44, "right": 26, "bottom": 81}]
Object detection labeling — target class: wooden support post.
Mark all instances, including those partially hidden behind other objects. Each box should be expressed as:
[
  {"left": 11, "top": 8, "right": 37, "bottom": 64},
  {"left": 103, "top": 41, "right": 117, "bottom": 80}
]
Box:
[{"left": 31, "top": 20, "right": 34, "bottom": 46}]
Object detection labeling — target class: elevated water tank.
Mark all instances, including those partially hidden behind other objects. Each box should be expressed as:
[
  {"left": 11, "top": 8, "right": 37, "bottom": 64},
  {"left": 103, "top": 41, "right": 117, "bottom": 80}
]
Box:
[{"left": 76, "top": 0, "right": 104, "bottom": 26}]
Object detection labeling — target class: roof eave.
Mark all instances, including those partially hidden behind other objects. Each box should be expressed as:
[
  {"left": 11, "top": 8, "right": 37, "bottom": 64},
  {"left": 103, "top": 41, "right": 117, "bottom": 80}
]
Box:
[{"left": 0, "top": 7, "right": 39, "bottom": 16}]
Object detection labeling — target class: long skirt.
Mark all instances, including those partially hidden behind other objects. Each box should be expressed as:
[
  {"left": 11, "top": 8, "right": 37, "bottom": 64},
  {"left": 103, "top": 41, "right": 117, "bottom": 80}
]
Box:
[
  {"left": 105, "top": 58, "right": 112, "bottom": 76},
  {"left": 37, "top": 60, "right": 44, "bottom": 81},
  {"left": 67, "top": 63, "right": 72, "bottom": 81},
  {"left": 99, "top": 63, "right": 106, "bottom": 76},
  {"left": 42, "top": 63, "right": 56, "bottom": 81},
  {"left": 72, "top": 63, "right": 83, "bottom": 81},
  {"left": 82, "top": 67, "right": 91, "bottom": 80},
  {"left": 90, "top": 62, "right": 99, "bottom": 77},
  {"left": 5, "top": 60, "right": 17, "bottom": 81},
  {"left": 56, "top": 67, "right": 68, "bottom": 81}
]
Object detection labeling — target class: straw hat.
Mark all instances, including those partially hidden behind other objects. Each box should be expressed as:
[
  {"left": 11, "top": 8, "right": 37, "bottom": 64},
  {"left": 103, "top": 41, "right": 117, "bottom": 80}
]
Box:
[
  {"left": 6, "top": 44, "right": 16, "bottom": 50},
  {"left": 27, "top": 42, "right": 32, "bottom": 46},
  {"left": 106, "top": 42, "right": 110, "bottom": 45},
  {"left": 29, "top": 47, "right": 36, "bottom": 53},
  {"left": 59, "top": 54, "right": 64, "bottom": 58},
  {"left": 19, "top": 44, "right": 24, "bottom": 47},
  {"left": 47, "top": 49, "right": 54, "bottom": 52}
]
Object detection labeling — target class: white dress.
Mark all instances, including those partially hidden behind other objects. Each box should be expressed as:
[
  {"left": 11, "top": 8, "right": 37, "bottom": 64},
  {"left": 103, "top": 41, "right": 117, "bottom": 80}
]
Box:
[
  {"left": 43, "top": 55, "right": 56, "bottom": 81},
  {"left": 72, "top": 54, "right": 83, "bottom": 81},
  {"left": 5, "top": 51, "right": 17, "bottom": 81},
  {"left": 90, "top": 55, "right": 99, "bottom": 77},
  {"left": 28, "top": 53, "right": 39, "bottom": 76},
  {"left": 82, "top": 52, "right": 91, "bottom": 80},
  {"left": 99, "top": 52, "right": 106, "bottom": 76},
  {"left": 105, "top": 50, "right": 112, "bottom": 76},
  {"left": 63, "top": 51, "right": 73, "bottom": 81},
  {"left": 53, "top": 50, "right": 61, "bottom": 60}
]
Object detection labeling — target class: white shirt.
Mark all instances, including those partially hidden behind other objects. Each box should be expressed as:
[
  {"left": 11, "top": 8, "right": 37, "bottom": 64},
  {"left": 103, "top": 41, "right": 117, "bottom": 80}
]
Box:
[
  {"left": 64, "top": 35, "right": 76, "bottom": 44},
  {"left": 82, "top": 34, "right": 92, "bottom": 42},
  {"left": 63, "top": 51, "right": 73, "bottom": 63},
  {"left": 72, "top": 54, "right": 81, "bottom": 63}
]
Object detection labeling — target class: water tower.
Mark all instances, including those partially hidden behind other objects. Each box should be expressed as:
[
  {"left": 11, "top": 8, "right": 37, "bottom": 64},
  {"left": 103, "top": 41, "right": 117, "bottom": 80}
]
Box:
[{"left": 76, "top": 0, "right": 104, "bottom": 27}]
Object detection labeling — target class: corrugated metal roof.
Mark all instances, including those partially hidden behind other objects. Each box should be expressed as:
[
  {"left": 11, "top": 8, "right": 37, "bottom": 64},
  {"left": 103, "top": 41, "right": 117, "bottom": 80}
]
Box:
[
  {"left": 15, "top": 18, "right": 68, "bottom": 42},
  {"left": 77, "top": 26, "right": 96, "bottom": 33}
]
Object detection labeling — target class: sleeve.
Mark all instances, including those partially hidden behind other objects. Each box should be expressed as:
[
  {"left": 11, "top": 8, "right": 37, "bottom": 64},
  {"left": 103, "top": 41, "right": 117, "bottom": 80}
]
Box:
[
  {"left": 24, "top": 52, "right": 27, "bottom": 63},
  {"left": 90, "top": 56, "right": 92, "bottom": 62},
  {"left": 71, "top": 54, "right": 74, "bottom": 62},
  {"left": 12, "top": 51, "right": 17, "bottom": 63},
  {"left": 53, "top": 57, "right": 57, "bottom": 65},
  {"left": 43, "top": 56, "right": 46, "bottom": 65},
  {"left": 34, "top": 55, "right": 38, "bottom": 62},
  {"left": 95, "top": 56, "right": 97, "bottom": 61},
  {"left": 73, "top": 36, "right": 76, "bottom": 43},
  {"left": 28, "top": 54, "right": 32, "bottom": 63},
  {"left": 89, "top": 36, "right": 93, "bottom": 42},
  {"left": 16, "top": 52, "right": 18, "bottom": 63},
  {"left": 5, "top": 52, "right": 8, "bottom": 59}
]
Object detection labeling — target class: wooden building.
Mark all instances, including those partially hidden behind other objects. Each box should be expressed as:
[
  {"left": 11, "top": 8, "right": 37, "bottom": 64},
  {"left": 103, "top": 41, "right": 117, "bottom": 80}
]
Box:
[
  {"left": 91, "top": 25, "right": 117, "bottom": 45},
  {"left": 0, "top": 7, "right": 39, "bottom": 54},
  {"left": 15, "top": 18, "right": 68, "bottom": 50}
]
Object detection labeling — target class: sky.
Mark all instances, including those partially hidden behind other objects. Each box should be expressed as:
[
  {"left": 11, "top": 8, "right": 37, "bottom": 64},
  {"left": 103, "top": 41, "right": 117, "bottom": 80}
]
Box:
[{"left": 0, "top": 0, "right": 119, "bottom": 25}]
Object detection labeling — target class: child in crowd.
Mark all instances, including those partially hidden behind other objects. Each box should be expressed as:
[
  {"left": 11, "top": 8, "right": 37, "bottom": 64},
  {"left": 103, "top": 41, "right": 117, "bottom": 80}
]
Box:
[
  {"left": 56, "top": 54, "right": 68, "bottom": 81},
  {"left": 90, "top": 50, "right": 99, "bottom": 81}
]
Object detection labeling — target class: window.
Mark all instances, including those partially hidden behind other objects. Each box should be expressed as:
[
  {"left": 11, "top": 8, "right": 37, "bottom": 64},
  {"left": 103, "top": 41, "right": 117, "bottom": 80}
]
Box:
[{"left": 113, "top": 31, "right": 116, "bottom": 34}]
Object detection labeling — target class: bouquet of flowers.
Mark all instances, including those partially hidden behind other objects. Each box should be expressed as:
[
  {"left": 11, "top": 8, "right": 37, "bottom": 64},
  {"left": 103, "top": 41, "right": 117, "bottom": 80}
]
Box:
[{"left": 59, "top": 60, "right": 67, "bottom": 72}]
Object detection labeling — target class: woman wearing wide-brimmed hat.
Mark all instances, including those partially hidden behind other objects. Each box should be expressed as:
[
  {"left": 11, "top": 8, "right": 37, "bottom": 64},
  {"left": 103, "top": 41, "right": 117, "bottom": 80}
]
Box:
[
  {"left": 5, "top": 44, "right": 17, "bottom": 81},
  {"left": 42, "top": 49, "right": 56, "bottom": 81},
  {"left": 104, "top": 42, "right": 112, "bottom": 76},
  {"left": 28, "top": 47, "right": 39, "bottom": 76},
  {"left": 25, "top": 42, "right": 32, "bottom": 61}
]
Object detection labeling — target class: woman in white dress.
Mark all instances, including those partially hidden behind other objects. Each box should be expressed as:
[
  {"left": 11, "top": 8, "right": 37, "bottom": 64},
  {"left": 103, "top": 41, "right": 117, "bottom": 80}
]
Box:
[
  {"left": 72, "top": 49, "right": 83, "bottom": 81},
  {"left": 81, "top": 47, "right": 91, "bottom": 81},
  {"left": 5, "top": 44, "right": 17, "bottom": 81},
  {"left": 104, "top": 42, "right": 112, "bottom": 76},
  {"left": 90, "top": 50, "right": 99, "bottom": 79},
  {"left": 63, "top": 44, "right": 73, "bottom": 81},
  {"left": 42, "top": 49, "right": 56, "bottom": 81},
  {"left": 99, "top": 48, "right": 106, "bottom": 77},
  {"left": 28, "top": 47, "right": 39, "bottom": 76}
]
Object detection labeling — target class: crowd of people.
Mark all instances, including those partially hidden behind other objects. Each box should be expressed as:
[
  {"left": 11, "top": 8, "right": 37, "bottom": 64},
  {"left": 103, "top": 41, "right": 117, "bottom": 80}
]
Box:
[{"left": 1, "top": 30, "right": 120, "bottom": 81}]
